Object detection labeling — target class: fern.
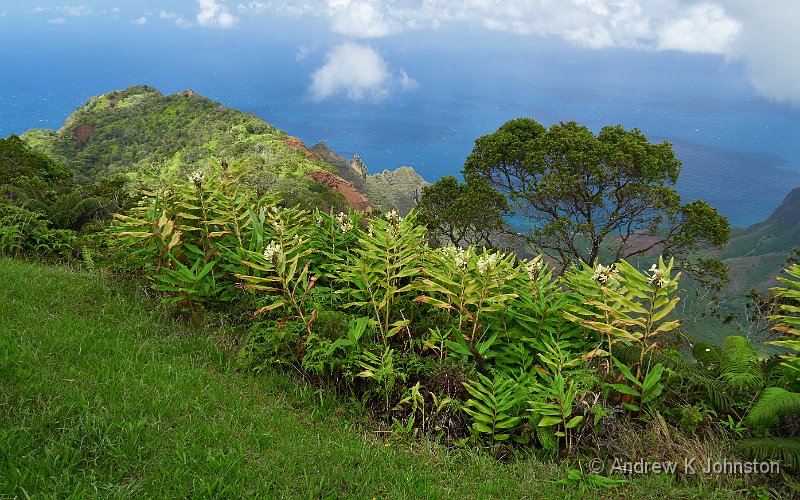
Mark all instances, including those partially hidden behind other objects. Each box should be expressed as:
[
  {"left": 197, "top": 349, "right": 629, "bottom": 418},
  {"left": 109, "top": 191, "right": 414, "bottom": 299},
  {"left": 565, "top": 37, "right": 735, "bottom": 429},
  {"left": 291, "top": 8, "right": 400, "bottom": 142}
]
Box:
[
  {"left": 719, "top": 336, "right": 764, "bottom": 391},
  {"left": 692, "top": 342, "right": 723, "bottom": 374},
  {"left": 612, "top": 344, "right": 735, "bottom": 411},
  {"left": 735, "top": 437, "right": 800, "bottom": 471},
  {"left": 745, "top": 387, "right": 800, "bottom": 428},
  {"left": 48, "top": 192, "right": 107, "bottom": 229}
]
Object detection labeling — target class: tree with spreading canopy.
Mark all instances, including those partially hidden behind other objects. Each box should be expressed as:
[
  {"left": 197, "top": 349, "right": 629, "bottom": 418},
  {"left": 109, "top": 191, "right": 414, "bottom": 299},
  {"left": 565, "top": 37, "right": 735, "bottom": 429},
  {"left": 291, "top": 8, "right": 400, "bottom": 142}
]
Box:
[
  {"left": 416, "top": 175, "right": 510, "bottom": 248},
  {"left": 463, "top": 118, "right": 730, "bottom": 285}
]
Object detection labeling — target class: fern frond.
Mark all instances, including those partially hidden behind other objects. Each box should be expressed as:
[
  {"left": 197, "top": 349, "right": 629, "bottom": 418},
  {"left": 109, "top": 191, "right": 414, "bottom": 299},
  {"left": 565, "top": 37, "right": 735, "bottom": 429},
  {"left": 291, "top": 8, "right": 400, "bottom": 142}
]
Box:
[
  {"left": 720, "top": 336, "right": 763, "bottom": 391},
  {"left": 611, "top": 344, "right": 734, "bottom": 411},
  {"left": 735, "top": 436, "right": 800, "bottom": 471},
  {"left": 745, "top": 387, "right": 800, "bottom": 428},
  {"left": 692, "top": 342, "right": 722, "bottom": 375},
  {"left": 0, "top": 184, "right": 49, "bottom": 213},
  {"left": 48, "top": 193, "right": 107, "bottom": 229}
]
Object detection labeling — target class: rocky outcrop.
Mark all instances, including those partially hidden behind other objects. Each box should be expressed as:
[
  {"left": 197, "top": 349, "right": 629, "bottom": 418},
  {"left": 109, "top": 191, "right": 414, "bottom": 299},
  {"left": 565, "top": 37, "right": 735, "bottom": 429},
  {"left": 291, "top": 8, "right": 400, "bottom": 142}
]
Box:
[
  {"left": 310, "top": 141, "right": 367, "bottom": 188},
  {"left": 310, "top": 141, "right": 430, "bottom": 216},
  {"left": 349, "top": 154, "right": 368, "bottom": 181}
]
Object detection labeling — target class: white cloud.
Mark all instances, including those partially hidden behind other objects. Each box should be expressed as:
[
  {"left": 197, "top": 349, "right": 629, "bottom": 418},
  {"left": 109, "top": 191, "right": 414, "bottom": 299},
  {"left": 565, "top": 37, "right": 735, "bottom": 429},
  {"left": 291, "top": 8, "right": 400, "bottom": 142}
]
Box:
[
  {"left": 238, "top": 2, "right": 267, "bottom": 14},
  {"left": 176, "top": 16, "right": 192, "bottom": 29},
  {"left": 131, "top": 16, "right": 147, "bottom": 25},
  {"left": 296, "top": 45, "right": 311, "bottom": 61},
  {"left": 310, "top": 43, "right": 392, "bottom": 101},
  {"left": 327, "top": 1, "right": 396, "bottom": 38},
  {"left": 724, "top": 0, "right": 800, "bottom": 104},
  {"left": 309, "top": 43, "right": 420, "bottom": 101},
  {"left": 62, "top": 6, "right": 93, "bottom": 16},
  {"left": 257, "top": 1, "right": 741, "bottom": 52},
  {"left": 657, "top": 3, "right": 740, "bottom": 54},
  {"left": 33, "top": 5, "right": 118, "bottom": 19},
  {"left": 250, "top": 1, "right": 800, "bottom": 104},
  {"left": 197, "top": 0, "right": 238, "bottom": 29},
  {"left": 23, "top": 1, "right": 800, "bottom": 104}
]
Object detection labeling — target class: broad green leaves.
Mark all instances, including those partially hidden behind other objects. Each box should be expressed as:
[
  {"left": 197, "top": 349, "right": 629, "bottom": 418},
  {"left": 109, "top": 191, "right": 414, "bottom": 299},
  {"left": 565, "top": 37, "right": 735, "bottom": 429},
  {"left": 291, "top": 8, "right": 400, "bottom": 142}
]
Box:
[
  {"left": 564, "top": 257, "right": 680, "bottom": 379},
  {"left": 336, "top": 210, "right": 426, "bottom": 345},
  {"left": 462, "top": 373, "right": 523, "bottom": 444},
  {"left": 416, "top": 246, "right": 520, "bottom": 361},
  {"left": 113, "top": 161, "right": 280, "bottom": 312},
  {"left": 608, "top": 357, "right": 665, "bottom": 412}
]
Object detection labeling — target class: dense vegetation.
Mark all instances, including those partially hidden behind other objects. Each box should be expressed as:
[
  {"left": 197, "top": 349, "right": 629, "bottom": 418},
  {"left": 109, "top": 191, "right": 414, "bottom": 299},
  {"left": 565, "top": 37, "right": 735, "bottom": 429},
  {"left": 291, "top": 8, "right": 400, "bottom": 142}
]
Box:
[
  {"left": 423, "top": 119, "right": 730, "bottom": 288},
  {"left": 100, "top": 159, "right": 799, "bottom": 494},
  {"left": 0, "top": 134, "right": 129, "bottom": 261},
  {"left": 2, "top": 258, "right": 755, "bottom": 498},
  {"left": 3, "top": 89, "right": 800, "bottom": 496},
  {"left": 21, "top": 86, "right": 350, "bottom": 212}
]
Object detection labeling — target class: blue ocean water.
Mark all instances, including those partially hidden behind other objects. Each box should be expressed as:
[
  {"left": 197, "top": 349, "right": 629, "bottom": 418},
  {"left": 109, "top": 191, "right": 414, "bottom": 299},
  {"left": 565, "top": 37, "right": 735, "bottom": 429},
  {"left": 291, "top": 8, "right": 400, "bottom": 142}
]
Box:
[{"left": 1, "top": 18, "right": 799, "bottom": 228}]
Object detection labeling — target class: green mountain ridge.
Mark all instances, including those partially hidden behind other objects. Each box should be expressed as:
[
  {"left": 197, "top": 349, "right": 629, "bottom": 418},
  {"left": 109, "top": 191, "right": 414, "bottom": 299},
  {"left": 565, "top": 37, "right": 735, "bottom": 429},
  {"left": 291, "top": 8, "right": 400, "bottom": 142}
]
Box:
[
  {"left": 721, "top": 187, "right": 800, "bottom": 295},
  {"left": 18, "top": 85, "right": 428, "bottom": 214}
]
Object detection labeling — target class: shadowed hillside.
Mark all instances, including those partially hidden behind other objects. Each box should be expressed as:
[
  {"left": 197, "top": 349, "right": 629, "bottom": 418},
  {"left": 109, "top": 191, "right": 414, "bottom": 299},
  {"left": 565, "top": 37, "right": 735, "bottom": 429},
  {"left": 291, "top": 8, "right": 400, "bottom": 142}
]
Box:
[{"left": 722, "top": 187, "right": 800, "bottom": 295}]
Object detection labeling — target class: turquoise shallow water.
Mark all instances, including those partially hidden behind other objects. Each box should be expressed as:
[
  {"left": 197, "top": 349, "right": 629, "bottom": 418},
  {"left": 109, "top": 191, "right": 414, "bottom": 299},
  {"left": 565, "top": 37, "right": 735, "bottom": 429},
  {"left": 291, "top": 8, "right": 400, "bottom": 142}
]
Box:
[{"left": 1, "top": 20, "right": 798, "bottom": 228}]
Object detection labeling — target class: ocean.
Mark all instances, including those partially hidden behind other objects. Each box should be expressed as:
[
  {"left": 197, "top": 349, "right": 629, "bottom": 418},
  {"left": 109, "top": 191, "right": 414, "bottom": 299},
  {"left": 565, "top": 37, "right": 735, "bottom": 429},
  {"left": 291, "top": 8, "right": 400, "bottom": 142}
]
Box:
[{"left": 1, "top": 19, "right": 799, "bottom": 228}]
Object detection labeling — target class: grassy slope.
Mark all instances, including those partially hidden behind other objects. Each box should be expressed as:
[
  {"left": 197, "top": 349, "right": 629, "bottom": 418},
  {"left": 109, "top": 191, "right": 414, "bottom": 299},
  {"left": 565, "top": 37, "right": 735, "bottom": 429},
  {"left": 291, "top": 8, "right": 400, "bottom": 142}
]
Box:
[{"left": 0, "top": 259, "right": 741, "bottom": 498}]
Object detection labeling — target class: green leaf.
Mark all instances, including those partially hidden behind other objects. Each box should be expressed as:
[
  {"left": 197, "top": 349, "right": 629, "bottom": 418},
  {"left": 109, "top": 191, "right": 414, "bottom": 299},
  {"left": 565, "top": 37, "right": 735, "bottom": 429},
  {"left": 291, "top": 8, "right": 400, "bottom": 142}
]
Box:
[
  {"left": 565, "top": 415, "right": 584, "bottom": 429},
  {"left": 609, "top": 383, "right": 641, "bottom": 397},
  {"left": 537, "top": 416, "right": 562, "bottom": 427},
  {"left": 472, "top": 422, "right": 493, "bottom": 434},
  {"left": 612, "top": 356, "right": 641, "bottom": 386}
]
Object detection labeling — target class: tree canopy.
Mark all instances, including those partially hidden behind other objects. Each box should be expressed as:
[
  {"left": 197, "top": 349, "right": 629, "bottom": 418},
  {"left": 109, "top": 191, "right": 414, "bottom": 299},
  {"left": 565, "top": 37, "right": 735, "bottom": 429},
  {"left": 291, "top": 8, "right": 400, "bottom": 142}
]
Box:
[
  {"left": 463, "top": 118, "right": 730, "bottom": 279},
  {"left": 416, "top": 175, "right": 509, "bottom": 248}
]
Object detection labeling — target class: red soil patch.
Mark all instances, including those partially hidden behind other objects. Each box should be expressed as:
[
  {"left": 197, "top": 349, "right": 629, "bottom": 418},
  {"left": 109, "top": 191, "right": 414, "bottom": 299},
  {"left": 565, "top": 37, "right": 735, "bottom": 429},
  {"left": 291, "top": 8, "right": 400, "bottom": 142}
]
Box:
[
  {"left": 284, "top": 137, "right": 321, "bottom": 161},
  {"left": 73, "top": 124, "right": 95, "bottom": 143},
  {"left": 309, "top": 171, "right": 372, "bottom": 212}
]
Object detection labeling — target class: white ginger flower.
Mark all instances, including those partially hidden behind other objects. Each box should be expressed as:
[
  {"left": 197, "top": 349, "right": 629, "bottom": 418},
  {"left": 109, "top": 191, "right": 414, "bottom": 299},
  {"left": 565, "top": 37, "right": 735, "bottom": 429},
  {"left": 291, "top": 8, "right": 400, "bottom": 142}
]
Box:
[
  {"left": 384, "top": 209, "right": 402, "bottom": 224},
  {"left": 647, "top": 264, "right": 669, "bottom": 287},
  {"left": 442, "top": 245, "right": 469, "bottom": 269},
  {"left": 263, "top": 241, "right": 281, "bottom": 262},
  {"left": 524, "top": 255, "right": 544, "bottom": 280},
  {"left": 477, "top": 252, "right": 501, "bottom": 275},
  {"left": 188, "top": 170, "right": 203, "bottom": 186},
  {"left": 335, "top": 212, "right": 353, "bottom": 232},
  {"left": 591, "top": 263, "right": 617, "bottom": 284}
]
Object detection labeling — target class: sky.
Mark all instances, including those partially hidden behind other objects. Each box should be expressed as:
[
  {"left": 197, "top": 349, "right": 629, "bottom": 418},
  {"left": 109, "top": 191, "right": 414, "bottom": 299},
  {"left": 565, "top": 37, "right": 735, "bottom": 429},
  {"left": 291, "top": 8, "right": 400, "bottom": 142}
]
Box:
[{"left": 1, "top": 0, "right": 798, "bottom": 106}]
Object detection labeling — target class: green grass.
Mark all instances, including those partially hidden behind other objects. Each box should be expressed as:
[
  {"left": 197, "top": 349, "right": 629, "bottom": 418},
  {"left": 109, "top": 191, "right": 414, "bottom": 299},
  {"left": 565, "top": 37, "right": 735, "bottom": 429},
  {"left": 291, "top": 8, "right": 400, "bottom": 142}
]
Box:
[{"left": 0, "top": 258, "right": 747, "bottom": 498}]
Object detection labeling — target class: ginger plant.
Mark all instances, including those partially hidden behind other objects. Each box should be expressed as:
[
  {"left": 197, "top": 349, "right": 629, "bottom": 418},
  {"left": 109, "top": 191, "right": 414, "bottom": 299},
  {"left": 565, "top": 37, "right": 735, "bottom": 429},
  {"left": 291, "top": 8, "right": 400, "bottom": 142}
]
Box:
[
  {"left": 336, "top": 210, "right": 425, "bottom": 347},
  {"left": 238, "top": 205, "right": 317, "bottom": 337},
  {"left": 564, "top": 257, "right": 681, "bottom": 379},
  {"left": 415, "top": 246, "right": 519, "bottom": 364}
]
